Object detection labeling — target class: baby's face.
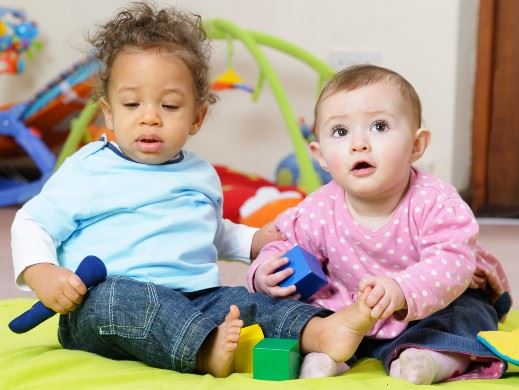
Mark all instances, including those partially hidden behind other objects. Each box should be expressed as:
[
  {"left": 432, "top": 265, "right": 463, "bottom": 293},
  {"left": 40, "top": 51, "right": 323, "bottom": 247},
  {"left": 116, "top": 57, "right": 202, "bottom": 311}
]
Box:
[
  {"left": 311, "top": 81, "right": 419, "bottom": 202},
  {"left": 100, "top": 48, "right": 206, "bottom": 164}
]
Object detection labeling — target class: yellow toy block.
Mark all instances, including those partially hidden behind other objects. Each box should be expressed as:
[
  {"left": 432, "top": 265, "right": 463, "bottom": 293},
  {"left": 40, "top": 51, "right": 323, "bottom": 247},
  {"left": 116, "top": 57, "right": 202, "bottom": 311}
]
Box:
[
  {"left": 235, "top": 324, "right": 264, "bottom": 373},
  {"left": 477, "top": 329, "right": 519, "bottom": 366}
]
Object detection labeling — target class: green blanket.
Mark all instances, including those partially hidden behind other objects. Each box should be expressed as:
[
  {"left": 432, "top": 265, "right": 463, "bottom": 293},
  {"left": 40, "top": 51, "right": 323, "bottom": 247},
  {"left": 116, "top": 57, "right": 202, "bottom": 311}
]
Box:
[{"left": 2, "top": 298, "right": 518, "bottom": 389}]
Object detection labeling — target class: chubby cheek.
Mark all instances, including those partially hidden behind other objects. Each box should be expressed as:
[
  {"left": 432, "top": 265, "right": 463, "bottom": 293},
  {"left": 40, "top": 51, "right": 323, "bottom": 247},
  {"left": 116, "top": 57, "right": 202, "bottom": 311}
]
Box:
[
  {"left": 323, "top": 148, "right": 348, "bottom": 176},
  {"left": 377, "top": 139, "right": 413, "bottom": 167}
]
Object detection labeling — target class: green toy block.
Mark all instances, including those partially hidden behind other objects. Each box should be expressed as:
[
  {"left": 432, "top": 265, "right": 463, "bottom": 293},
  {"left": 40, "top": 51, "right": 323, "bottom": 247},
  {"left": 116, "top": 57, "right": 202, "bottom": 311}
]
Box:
[
  {"left": 253, "top": 338, "right": 300, "bottom": 380},
  {"left": 235, "top": 324, "right": 264, "bottom": 373}
]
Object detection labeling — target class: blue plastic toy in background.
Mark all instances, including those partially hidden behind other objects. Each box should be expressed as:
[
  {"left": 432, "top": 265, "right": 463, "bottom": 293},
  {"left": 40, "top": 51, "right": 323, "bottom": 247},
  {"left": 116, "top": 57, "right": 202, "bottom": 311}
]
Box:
[
  {"left": 275, "top": 118, "right": 332, "bottom": 188},
  {"left": 278, "top": 245, "right": 328, "bottom": 300},
  {"left": 8, "top": 255, "right": 107, "bottom": 334},
  {"left": 276, "top": 153, "right": 332, "bottom": 188},
  {"left": 0, "top": 56, "right": 98, "bottom": 207}
]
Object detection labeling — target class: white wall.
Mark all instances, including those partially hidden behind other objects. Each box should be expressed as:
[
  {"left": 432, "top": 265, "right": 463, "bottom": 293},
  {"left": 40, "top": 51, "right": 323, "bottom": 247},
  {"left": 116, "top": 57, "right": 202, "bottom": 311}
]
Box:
[{"left": 1, "top": 0, "right": 479, "bottom": 190}]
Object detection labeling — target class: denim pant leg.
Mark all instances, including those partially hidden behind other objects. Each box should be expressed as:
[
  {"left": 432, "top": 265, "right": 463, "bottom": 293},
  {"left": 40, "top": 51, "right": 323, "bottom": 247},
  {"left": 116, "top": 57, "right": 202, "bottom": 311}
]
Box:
[
  {"left": 357, "top": 289, "right": 510, "bottom": 375},
  {"left": 58, "top": 277, "right": 219, "bottom": 373},
  {"left": 189, "top": 286, "right": 331, "bottom": 339}
]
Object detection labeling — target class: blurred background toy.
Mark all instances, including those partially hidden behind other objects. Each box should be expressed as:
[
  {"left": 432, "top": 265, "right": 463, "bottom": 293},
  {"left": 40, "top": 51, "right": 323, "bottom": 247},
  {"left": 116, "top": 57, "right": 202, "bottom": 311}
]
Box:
[
  {"left": 0, "top": 6, "right": 41, "bottom": 75},
  {"left": 275, "top": 117, "right": 332, "bottom": 187},
  {"left": 0, "top": 57, "right": 99, "bottom": 206},
  {"left": 211, "top": 39, "right": 254, "bottom": 93}
]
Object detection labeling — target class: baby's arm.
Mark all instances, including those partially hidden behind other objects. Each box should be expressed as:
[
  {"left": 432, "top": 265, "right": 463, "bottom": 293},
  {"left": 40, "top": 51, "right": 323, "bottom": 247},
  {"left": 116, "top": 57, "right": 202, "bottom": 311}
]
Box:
[
  {"left": 247, "top": 197, "right": 328, "bottom": 298},
  {"left": 250, "top": 219, "right": 285, "bottom": 259},
  {"left": 387, "top": 198, "right": 478, "bottom": 321},
  {"left": 213, "top": 219, "right": 284, "bottom": 261},
  {"left": 12, "top": 209, "right": 86, "bottom": 314}
]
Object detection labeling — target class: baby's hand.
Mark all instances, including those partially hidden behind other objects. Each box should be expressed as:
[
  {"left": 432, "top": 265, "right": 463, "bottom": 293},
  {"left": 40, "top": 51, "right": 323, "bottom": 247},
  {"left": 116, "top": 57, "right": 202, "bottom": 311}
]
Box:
[
  {"left": 250, "top": 220, "right": 285, "bottom": 259},
  {"left": 358, "top": 275, "right": 406, "bottom": 320},
  {"left": 469, "top": 268, "right": 487, "bottom": 289},
  {"left": 23, "top": 263, "right": 87, "bottom": 314},
  {"left": 253, "top": 253, "right": 298, "bottom": 299}
]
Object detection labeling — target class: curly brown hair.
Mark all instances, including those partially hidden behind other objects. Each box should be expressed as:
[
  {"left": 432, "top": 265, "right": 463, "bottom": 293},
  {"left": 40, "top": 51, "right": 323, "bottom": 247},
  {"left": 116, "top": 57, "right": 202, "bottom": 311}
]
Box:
[{"left": 88, "top": 1, "right": 217, "bottom": 105}]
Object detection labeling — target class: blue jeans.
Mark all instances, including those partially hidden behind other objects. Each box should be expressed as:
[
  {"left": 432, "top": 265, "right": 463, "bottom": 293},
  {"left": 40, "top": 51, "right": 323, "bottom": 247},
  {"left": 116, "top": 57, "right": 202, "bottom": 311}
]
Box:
[
  {"left": 58, "top": 277, "right": 328, "bottom": 373},
  {"left": 356, "top": 289, "right": 512, "bottom": 374}
]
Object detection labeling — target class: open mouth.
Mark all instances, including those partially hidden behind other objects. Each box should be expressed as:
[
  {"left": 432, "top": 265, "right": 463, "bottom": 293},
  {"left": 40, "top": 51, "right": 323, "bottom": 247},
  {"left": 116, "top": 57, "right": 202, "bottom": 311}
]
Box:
[
  {"left": 352, "top": 161, "right": 374, "bottom": 171},
  {"left": 136, "top": 135, "right": 163, "bottom": 153}
]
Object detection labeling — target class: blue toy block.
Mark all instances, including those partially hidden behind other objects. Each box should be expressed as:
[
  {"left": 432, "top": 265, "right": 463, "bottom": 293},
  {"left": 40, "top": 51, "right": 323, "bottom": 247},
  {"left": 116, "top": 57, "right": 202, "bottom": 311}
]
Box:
[{"left": 278, "top": 245, "right": 328, "bottom": 300}]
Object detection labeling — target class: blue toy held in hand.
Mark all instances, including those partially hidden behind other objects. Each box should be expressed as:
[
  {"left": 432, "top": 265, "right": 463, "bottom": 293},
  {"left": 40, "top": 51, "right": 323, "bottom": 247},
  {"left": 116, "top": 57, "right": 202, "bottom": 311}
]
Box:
[
  {"left": 8, "top": 255, "right": 107, "bottom": 334},
  {"left": 278, "top": 246, "right": 328, "bottom": 301}
]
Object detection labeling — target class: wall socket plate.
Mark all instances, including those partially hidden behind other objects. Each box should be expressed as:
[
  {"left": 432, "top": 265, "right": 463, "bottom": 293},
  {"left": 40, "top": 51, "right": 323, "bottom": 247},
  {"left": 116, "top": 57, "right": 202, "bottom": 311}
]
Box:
[{"left": 328, "top": 49, "right": 381, "bottom": 71}]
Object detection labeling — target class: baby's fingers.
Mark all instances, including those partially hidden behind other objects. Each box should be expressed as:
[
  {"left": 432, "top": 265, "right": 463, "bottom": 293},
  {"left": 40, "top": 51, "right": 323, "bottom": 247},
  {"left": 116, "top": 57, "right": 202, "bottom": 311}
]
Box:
[
  {"left": 265, "top": 256, "right": 291, "bottom": 273},
  {"left": 67, "top": 274, "right": 87, "bottom": 297},
  {"left": 380, "top": 300, "right": 398, "bottom": 320},
  {"left": 54, "top": 295, "right": 78, "bottom": 314},
  {"left": 365, "top": 284, "right": 385, "bottom": 308},
  {"left": 268, "top": 284, "right": 297, "bottom": 298},
  {"left": 270, "top": 266, "right": 294, "bottom": 286},
  {"left": 358, "top": 276, "right": 376, "bottom": 292}
]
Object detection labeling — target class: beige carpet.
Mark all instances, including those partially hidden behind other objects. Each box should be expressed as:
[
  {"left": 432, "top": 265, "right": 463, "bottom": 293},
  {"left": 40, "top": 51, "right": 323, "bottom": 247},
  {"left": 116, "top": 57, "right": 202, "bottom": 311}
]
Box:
[{"left": 1, "top": 206, "right": 517, "bottom": 308}]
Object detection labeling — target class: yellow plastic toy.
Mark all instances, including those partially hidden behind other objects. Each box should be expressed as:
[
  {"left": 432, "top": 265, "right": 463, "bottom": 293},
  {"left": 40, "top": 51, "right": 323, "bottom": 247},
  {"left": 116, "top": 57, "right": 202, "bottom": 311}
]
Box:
[
  {"left": 477, "top": 329, "right": 519, "bottom": 366},
  {"left": 211, "top": 39, "right": 254, "bottom": 93},
  {"left": 235, "top": 324, "right": 264, "bottom": 373}
]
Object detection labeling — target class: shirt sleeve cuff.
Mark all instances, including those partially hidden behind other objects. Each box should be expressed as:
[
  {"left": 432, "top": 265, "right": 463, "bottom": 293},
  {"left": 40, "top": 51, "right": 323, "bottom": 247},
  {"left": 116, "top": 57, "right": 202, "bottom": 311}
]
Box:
[{"left": 11, "top": 209, "right": 58, "bottom": 290}]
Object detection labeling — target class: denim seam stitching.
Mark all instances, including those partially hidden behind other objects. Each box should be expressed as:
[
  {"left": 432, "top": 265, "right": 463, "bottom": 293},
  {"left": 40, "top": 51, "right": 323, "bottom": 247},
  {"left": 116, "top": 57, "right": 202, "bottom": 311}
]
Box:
[
  {"left": 180, "top": 313, "right": 209, "bottom": 372},
  {"left": 99, "top": 278, "right": 159, "bottom": 338},
  {"left": 99, "top": 277, "right": 118, "bottom": 335},
  {"left": 276, "top": 303, "right": 303, "bottom": 337},
  {"left": 137, "top": 282, "right": 159, "bottom": 337},
  {"left": 170, "top": 311, "right": 204, "bottom": 371},
  {"left": 287, "top": 306, "right": 317, "bottom": 337}
]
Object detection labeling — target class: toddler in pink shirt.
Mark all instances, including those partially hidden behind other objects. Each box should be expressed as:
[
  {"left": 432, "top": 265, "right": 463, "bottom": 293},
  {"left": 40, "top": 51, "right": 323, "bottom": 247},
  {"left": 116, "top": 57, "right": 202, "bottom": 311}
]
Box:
[{"left": 248, "top": 65, "right": 511, "bottom": 384}]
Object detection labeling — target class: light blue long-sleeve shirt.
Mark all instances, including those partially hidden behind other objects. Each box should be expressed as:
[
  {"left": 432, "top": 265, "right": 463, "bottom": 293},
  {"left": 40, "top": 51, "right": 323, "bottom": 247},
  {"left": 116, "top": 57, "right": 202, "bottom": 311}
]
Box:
[{"left": 23, "top": 140, "right": 230, "bottom": 291}]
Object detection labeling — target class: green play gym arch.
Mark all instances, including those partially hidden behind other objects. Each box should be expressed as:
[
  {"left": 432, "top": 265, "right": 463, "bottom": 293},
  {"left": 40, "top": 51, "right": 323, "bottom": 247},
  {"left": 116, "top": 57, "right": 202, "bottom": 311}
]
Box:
[{"left": 57, "top": 18, "right": 335, "bottom": 194}]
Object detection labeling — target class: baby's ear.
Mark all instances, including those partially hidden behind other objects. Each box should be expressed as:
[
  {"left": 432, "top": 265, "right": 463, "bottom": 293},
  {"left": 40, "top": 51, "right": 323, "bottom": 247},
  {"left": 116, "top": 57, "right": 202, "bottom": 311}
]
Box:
[
  {"left": 99, "top": 98, "right": 114, "bottom": 131},
  {"left": 410, "top": 128, "right": 430, "bottom": 162},
  {"left": 309, "top": 141, "right": 329, "bottom": 172},
  {"left": 190, "top": 103, "right": 208, "bottom": 135}
]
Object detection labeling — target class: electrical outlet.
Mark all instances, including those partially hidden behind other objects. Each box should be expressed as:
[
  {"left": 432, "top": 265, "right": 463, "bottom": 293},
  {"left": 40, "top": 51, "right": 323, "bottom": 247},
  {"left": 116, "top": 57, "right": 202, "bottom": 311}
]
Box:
[{"left": 328, "top": 49, "right": 381, "bottom": 71}]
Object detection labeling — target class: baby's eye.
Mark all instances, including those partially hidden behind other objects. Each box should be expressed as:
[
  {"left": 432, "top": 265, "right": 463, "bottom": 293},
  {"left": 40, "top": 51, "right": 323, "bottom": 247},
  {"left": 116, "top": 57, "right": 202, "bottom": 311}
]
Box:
[
  {"left": 123, "top": 102, "right": 139, "bottom": 109},
  {"left": 371, "top": 121, "right": 389, "bottom": 132},
  {"left": 332, "top": 126, "right": 349, "bottom": 137},
  {"left": 162, "top": 104, "right": 179, "bottom": 110}
]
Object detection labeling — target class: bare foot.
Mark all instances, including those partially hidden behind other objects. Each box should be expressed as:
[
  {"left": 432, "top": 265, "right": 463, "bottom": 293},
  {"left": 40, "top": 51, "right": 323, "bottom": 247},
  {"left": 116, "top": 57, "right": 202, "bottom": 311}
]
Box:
[
  {"left": 196, "top": 305, "right": 244, "bottom": 377},
  {"left": 301, "top": 288, "right": 378, "bottom": 363}
]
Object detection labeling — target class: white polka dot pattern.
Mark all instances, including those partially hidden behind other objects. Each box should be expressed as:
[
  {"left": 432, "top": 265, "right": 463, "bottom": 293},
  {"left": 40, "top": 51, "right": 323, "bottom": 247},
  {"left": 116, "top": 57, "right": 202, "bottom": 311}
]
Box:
[{"left": 247, "top": 168, "right": 511, "bottom": 340}]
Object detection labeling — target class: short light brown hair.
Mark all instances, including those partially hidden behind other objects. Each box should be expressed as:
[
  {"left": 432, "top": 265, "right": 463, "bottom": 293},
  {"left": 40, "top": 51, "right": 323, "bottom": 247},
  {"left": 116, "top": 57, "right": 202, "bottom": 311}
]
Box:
[
  {"left": 89, "top": 1, "right": 217, "bottom": 105},
  {"left": 314, "top": 64, "right": 422, "bottom": 131}
]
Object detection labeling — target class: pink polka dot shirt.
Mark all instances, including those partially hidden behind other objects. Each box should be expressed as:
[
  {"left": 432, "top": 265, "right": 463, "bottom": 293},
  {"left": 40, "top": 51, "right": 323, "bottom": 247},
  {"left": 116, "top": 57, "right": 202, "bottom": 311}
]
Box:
[{"left": 248, "top": 168, "right": 510, "bottom": 339}]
